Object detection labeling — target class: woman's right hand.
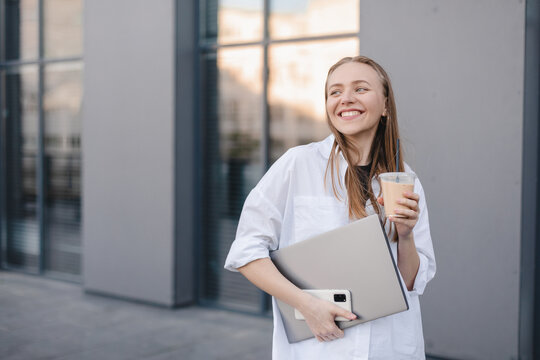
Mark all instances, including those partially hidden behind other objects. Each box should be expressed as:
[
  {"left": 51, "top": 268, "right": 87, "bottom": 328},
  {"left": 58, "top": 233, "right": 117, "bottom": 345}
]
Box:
[
  {"left": 298, "top": 295, "right": 357, "bottom": 342},
  {"left": 238, "top": 259, "right": 357, "bottom": 342}
]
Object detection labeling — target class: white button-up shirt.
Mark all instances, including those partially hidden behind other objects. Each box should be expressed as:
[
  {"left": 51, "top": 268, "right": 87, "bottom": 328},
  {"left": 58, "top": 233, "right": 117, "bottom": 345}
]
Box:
[{"left": 225, "top": 135, "right": 436, "bottom": 360}]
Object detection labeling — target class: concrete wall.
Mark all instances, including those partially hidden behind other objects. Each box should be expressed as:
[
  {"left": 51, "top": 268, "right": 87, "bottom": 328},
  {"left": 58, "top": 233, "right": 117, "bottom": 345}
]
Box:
[
  {"left": 361, "top": 1, "right": 525, "bottom": 359},
  {"left": 82, "top": 0, "right": 176, "bottom": 306}
]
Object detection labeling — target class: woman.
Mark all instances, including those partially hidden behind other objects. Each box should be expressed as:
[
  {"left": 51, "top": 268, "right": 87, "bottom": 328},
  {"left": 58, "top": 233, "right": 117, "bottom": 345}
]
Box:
[{"left": 224, "top": 56, "right": 436, "bottom": 359}]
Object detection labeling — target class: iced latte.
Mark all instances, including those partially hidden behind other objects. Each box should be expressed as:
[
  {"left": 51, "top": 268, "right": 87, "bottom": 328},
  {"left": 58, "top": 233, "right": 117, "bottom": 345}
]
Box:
[{"left": 379, "top": 172, "right": 416, "bottom": 218}]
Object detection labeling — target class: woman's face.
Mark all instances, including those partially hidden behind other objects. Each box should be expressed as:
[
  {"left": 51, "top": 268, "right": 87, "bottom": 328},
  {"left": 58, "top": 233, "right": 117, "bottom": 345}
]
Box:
[{"left": 326, "top": 62, "right": 387, "bottom": 143}]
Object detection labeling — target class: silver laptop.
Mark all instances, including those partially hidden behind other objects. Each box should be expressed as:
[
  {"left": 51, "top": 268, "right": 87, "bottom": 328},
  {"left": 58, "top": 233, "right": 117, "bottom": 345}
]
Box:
[{"left": 270, "top": 214, "right": 408, "bottom": 343}]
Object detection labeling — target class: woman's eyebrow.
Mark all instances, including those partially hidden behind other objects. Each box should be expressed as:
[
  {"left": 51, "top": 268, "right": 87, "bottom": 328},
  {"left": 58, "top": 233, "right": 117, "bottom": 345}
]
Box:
[
  {"left": 352, "top": 80, "right": 371, "bottom": 86},
  {"left": 328, "top": 80, "right": 371, "bottom": 89}
]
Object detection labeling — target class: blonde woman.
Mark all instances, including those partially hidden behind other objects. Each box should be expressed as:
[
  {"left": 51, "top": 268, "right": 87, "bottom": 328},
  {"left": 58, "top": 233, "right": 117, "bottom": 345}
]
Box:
[{"left": 225, "top": 56, "right": 436, "bottom": 359}]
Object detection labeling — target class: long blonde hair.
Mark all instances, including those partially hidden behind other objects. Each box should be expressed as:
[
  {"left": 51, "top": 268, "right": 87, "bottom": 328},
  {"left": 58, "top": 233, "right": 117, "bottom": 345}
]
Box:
[{"left": 324, "top": 56, "right": 404, "bottom": 227}]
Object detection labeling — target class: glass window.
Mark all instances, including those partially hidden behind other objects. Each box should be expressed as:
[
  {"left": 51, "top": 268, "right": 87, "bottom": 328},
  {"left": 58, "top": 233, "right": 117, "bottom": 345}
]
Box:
[
  {"left": 3, "top": 0, "right": 39, "bottom": 61},
  {"left": 199, "top": 0, "right": 361, "bottom": 313},
  {"left": 269, "top": 0, "right": 359, "bottom": 39},
  {"left": 2, "top": 65, "right": 40, "bottom": 271},
  {"left": 268, "top": 38, "right": 359, "bottom": 162},
  {"left": 1, "top": 0, "right": 83, "bottom": 278},
  {"left": 202, "top": 0, "right": 263, "bottom": 44},
  {"left": 44, "top": 0, "right": 83, "bottom": 58},
  {"left": 201, "top": 47, "right": 264, "bottom": 310},
  {"left": 43, "top": 61, "right": 82, "bottom": 276}
]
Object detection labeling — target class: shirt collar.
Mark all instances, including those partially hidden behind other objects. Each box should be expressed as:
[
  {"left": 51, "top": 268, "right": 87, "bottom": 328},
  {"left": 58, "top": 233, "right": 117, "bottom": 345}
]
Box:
[
  {"left": 318, "top": 134, "right": 382, "bottom": 200},
  {"left": 318, "top": 134, "right": 336, "bottom": 159},
  {"left": 318, "top": 134, "right": 349, "bottom": 165}
]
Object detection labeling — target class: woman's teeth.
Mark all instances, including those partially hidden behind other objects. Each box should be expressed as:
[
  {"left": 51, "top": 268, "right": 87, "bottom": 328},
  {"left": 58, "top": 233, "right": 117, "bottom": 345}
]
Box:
[{"left": 341, "top": 111, "right": 360, "bottom": 117}]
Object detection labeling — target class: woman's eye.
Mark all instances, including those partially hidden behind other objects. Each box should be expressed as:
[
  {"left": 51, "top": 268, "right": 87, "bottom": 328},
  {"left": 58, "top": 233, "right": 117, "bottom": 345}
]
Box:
[
  {"left": 356, "top": 87, "right": 367, "bottom": 93},
  {"left": 330, "top": 90, "right": 341, "bottom": 96}
]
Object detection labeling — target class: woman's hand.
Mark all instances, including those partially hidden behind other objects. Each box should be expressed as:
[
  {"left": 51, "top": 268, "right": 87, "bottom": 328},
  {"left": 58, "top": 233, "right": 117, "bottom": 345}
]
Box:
[
  {"left": 377, "top": 191, "right": 420, "bottom": 240},
  {"left": 239, "top": 259, "right": 358, "bottom": 340},
  {"left": 297, "top": 295, "right": 357, "bottom": 342},
  {"left": 378, "top": 192, "right": 421, "bottom": 290}
]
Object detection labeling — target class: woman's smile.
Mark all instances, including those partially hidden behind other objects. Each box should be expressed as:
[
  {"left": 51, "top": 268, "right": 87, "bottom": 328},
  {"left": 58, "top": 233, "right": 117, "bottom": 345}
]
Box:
[{"left": 338, "top": 108, "right": 365, "bottom": 120}]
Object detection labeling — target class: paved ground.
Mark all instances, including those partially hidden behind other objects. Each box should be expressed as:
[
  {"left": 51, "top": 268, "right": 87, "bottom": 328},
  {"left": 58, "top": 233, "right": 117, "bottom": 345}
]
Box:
[{"left": 0, "top": 271, "right": 273, "bottom": 360}]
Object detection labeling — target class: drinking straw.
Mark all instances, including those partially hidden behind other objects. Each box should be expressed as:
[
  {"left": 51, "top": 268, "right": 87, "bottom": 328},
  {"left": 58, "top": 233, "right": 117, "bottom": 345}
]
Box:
[
  {"left": 396, "top": 139, "right": 400, "bottom": 182},
  {"left": 396, "top": 138, "right": 400, "bottom": 172}
]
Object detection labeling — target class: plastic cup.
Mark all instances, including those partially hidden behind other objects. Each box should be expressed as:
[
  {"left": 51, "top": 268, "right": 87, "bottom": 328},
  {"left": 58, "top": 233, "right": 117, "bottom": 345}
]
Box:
[{"left": 379, "top": 172, "right": 416, "bottom": 218}]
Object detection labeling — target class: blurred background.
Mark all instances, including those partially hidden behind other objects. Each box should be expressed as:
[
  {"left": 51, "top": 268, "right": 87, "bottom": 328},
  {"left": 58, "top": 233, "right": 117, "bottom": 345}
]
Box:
[{"left": 0, "top": 0, "right": 539, "bottom": 359}]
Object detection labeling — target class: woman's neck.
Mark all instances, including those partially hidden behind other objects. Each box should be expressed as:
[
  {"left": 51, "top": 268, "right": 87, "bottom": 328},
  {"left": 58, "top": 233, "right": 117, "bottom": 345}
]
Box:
[{"left": 346, "top": 130, "right": 377, "bottom": 166}]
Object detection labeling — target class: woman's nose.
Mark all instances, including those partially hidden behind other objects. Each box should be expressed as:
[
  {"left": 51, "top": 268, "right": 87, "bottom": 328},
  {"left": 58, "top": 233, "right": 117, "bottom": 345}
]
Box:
[{"left": 340, "top": 90, "right": 354, "bottom": 104}]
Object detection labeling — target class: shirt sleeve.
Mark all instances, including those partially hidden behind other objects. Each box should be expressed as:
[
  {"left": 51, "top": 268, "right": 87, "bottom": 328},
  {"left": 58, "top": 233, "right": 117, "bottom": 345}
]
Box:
[
  {"left": 408, "top": 176, "right": 436, "bottom": 296},
  {"left": 224, "top": 149, "right": 295, "bottom": 272}
]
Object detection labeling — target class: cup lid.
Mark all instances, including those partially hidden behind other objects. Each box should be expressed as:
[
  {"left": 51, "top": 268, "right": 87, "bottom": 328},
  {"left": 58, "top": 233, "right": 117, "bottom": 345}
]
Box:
[{"left": 379, "top": 172, "right": 416, "bottom": 183}]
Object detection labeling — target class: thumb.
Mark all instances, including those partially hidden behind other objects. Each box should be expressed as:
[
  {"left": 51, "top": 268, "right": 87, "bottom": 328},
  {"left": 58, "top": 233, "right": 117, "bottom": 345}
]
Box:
[{"left": 333, "top": 305, "right": 357, "bottom": 320}]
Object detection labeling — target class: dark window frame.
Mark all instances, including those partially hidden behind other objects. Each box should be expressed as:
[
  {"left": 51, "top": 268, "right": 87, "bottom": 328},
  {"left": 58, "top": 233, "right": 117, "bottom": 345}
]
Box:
[{"left": 520, "top": 1, "right": 540, "bottom": 359}]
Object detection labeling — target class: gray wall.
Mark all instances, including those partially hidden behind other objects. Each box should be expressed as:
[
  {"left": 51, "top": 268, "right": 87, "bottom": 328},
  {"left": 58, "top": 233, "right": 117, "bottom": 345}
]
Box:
[
  {"left": 82, "top": 0, "right": 177, "bottom": 306},
  {"left": 361, "top": 1, "right": 525, "bottom": 359}
]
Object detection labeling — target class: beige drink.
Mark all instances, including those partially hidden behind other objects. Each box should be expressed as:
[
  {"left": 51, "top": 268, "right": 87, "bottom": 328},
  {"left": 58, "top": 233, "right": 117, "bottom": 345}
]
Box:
[{"left": 379, "top": 172, "right": 416, "bottom": 218}]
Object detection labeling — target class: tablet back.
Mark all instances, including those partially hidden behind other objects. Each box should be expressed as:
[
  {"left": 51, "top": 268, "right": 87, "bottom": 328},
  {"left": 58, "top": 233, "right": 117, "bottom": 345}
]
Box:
[{"left": 270, "top": 214, "right": 408, "bottom": 343}]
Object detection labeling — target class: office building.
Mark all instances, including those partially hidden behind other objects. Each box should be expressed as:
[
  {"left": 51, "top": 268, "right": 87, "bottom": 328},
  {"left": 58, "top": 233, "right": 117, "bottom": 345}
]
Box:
[{"left": 1, "top": 1, "right": 538, "bottom": 359}]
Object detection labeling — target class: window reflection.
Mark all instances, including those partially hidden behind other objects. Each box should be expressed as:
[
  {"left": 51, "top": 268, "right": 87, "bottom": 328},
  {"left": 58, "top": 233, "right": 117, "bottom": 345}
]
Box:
[
  {"left": 3, "top": 0, "right": 39, "bottom": 61},
  {"left": 201, "top": 47, "right": 263, "bottom": 310},
  {"left": 43, "top": 61, "right": 82, "bottom": 275},
  {"left": 268, "top": 38, "right": 359, "bottom": 162},
  {"left": 44, "top": 0, "right": 82, "bottom": 58},
  {"left": 3, "top": 66, "right": 40, "bottom": 271},
  {"left": 203, "top": 0, "right": 263, "bottom": 44},
  {"left": 270, "top": 0, "right": 359, "bottom": 39},
  {"left": 200, "top": 0, "right": 361, "bottom": 312}
]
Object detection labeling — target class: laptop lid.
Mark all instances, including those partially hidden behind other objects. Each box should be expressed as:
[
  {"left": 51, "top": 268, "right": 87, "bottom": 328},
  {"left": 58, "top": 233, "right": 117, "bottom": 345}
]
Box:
[{"left": 270, "top": 214, "right": 408, "bottom": 343}]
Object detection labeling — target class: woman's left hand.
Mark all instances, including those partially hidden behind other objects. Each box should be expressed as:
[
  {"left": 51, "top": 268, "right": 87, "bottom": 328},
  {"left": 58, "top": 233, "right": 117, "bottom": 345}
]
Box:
[{"left": 377, "top": 192, "right": 420, "bottom": 240}]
